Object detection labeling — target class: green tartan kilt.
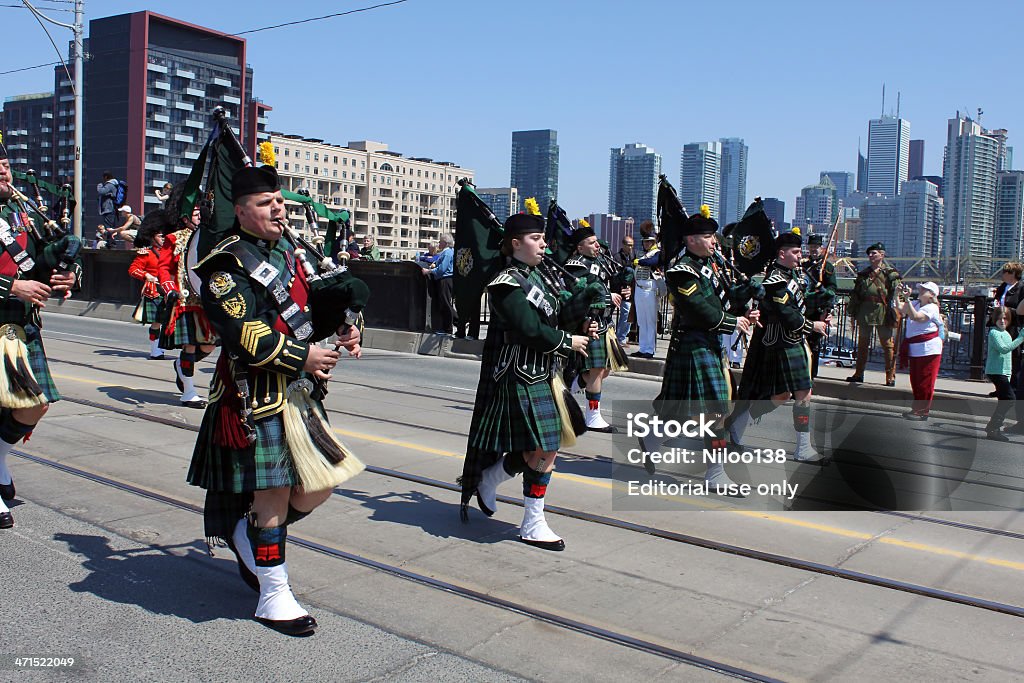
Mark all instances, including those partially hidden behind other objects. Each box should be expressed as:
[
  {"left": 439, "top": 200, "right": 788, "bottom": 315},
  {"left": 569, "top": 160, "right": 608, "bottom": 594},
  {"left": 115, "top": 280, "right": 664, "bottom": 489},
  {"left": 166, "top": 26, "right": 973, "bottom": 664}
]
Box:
[
  {"left": 656, "top": 329, "right": 729, "bottom": 417},
  {"left": 470, "top": 372, "right": 562, "bottom": 453},
  {"left": 10, "top": 323, "right": 60, "bottom": 404},
  {"left": 741, "top": 341, "right": 812, "bottom": 398},
  {"left": 139, "top": 295, "right": 164, "bottom": 325},
  {"left": 187, "top": 410, "right": 298, "bottom": 494},
  {"left": 579, "top": 329, "right": 609, "bottom": 371},
  {"left": 160, "top": 309, "right": 213, "bottom": 349}
]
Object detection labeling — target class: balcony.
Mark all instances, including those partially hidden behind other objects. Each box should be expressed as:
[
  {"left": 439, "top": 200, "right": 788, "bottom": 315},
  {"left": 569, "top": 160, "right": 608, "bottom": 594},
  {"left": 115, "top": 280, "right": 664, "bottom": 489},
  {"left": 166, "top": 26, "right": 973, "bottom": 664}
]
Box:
[
  {"left": 173, "top": 101, "right": 194, "bottom": 111},
  {"left": 173, "top": 133, "right": 194, "bottom": 143},
  {"left": 212, "top": 77, "right": 231, "bottom": 87},
  {"left": 145, "top": 162, "right": 166, "bottom": 172},
  {"left": 147, "top": 63, "right": 168, "bottom": 74},
  {"left": 173, "top": 165, "right": 192, "bottom": 175},
  {"left": 145, "top": 129, "right": 167, "bottom": 140},
  {"left": 222, "top": 95, "right": 240, "bottom": 105},
  {"left": 59, "top": 95, "right": 73, "bottom": 102},
  {"left": 185, "top": 87, "right": 204, "bottom": 97},
  {"left": 176, "top": 69, "right": 196, "bottom": 79},
  {"left": 152, "top": 114, "right": 169, "bottom": 123},
  {"left": 152, "top": 81, "right": 170, "bottom": 90},
  {"left": 184, "top": 120, "right": 204, "bottom": 129},
  {"left": 147, "top": 96, "right": 167, "bottom": 106},
  {"left": 41, "top": 112, "right": 52, "bottom": 119},
  {"left": 152, "top": 147, "right": 169, "bottom": 156}
]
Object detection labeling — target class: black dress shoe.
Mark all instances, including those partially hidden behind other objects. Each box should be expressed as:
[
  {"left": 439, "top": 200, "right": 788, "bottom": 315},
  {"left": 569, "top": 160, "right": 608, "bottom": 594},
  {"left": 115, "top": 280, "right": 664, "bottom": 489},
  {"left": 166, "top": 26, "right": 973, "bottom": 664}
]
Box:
[
  {"left": 902, "top": 412, "right": 928, "bottom": 421},
  {"left": 846, "top": 374, "right": 864, "bottom": 383},
  {"left": 986, "top": 429, "right": 1010, "bottom": 443},
  {"left": 0, "top": 511, "right": 12, "bottom": 529},
  {"left": 588, "top": 424, "right": 617, "bottom": 434},
  {"left": 885, "top": 379, "right": 896, "bottom": 387},
  {"left": 224, "top": 538, "right": 260, "bottom": 593},
  {"left": 148, "top": 354, "right": 168, "bottom": 360},
  {"left": 518, "top": 536, "right": 565, "bottom": 551},
  {"left": 255, "top": 614, "right": 317, "bottom": 636},
  {"left": 181, "top": 398, "right": 208, "bottom": 409},
  {"left": 0, "top": 479, "right": 14, "bottom": 501}
]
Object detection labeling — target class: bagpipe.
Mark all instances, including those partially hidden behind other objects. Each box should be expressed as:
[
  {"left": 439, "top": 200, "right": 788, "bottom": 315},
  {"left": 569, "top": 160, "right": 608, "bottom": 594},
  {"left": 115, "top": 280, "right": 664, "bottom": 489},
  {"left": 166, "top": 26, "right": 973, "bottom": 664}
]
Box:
[
  {"left": 194, "top": 107, "right": 364, "bottom": 491},
  {"left": 4, "top": 171, "right": 82, "bottom": 288}
]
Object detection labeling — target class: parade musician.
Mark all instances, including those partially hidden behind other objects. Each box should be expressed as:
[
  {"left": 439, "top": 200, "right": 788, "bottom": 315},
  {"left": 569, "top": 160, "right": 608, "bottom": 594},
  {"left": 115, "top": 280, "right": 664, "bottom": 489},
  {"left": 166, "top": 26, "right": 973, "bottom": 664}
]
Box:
[
  {"left": 800, "top": 233, "right": 837, "bottom": 378},
  {"left": 187, "top": 165, "right": 368, "bottom": 636}
]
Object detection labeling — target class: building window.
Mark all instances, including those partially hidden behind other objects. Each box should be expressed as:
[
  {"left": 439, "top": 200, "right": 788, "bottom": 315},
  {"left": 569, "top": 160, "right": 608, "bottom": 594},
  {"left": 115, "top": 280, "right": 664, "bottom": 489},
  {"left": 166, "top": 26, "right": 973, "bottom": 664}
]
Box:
[
  {"left": 305, "top": 151, "right": 310, "bottom": 160},
  {"left": 284, "top": 149, "right": 289, "bottom": 157},
  {"left": 305, "top": 165, "right": 310, "bottom": 173},
  {"left": 333, "top": 170, "right": 338, "bottom": 178},
  {"left": 284, "top": 162, "right": 289, "bottom": 170}
]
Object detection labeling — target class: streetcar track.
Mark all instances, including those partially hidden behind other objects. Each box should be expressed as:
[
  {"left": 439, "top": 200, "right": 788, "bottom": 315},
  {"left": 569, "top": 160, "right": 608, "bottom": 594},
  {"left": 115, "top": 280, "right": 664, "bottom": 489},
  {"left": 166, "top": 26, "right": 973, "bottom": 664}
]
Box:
[
  {"left": 44, "top": 395, "right": 1024, "bottom": 618},
  {"left": 13, "top": 448, "right": 781, "bottom": 683},
  {"left": 45, "top": 351, "right": 1024, "bottom": 492}
]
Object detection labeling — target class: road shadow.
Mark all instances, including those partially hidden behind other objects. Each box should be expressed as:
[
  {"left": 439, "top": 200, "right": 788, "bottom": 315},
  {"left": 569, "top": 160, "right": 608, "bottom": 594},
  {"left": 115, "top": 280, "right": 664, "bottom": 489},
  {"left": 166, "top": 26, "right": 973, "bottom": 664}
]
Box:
[
  {"left": 95, "top": 385, "right": 182, "bottom": 407},
  {"left": 54, "top": 533, "right": 251, "bottom": 624},
  {"left": 338, "top": 488, "right": 517, "bottom": 543},
  {"left": 93, "top": 349, "right": 170, "bottom": 360}
]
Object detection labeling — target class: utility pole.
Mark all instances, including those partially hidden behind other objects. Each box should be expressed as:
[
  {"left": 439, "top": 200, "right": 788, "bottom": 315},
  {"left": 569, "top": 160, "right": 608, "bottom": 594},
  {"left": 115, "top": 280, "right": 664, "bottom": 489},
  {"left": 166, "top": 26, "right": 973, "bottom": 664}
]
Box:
[{"left": 22, "top": 0, "right": 84, "bottom": 238}]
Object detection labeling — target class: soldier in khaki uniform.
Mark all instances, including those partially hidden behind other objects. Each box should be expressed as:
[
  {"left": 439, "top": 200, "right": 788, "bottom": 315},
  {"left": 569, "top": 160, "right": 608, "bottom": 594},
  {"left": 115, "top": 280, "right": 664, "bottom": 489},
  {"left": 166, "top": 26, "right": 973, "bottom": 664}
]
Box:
[{"left": 847, "top": 242, "right": 903, "bottom": 386}]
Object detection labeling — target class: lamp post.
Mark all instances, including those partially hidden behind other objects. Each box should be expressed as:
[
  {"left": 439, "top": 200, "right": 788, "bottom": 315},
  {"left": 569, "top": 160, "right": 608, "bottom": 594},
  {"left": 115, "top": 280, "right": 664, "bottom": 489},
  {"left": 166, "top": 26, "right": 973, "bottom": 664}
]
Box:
[{"left": 22, "top": 0, "right": 84, "bottom": 238}]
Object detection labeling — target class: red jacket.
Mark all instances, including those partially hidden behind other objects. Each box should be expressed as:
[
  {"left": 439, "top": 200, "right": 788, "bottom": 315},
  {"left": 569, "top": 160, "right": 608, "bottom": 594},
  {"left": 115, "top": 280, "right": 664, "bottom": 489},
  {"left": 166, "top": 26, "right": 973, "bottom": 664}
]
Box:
[{"left": 129, "top": 247, "right": 161, "bottom": 299}]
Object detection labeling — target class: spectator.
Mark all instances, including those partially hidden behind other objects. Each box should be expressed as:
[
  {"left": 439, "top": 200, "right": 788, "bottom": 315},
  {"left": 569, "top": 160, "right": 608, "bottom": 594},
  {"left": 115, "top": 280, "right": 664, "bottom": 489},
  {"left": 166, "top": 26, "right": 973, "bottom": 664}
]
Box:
[
  {"left": 995, "top": 261, "right": 1023, "bottom": 385},
  {"left": 346, "top": 238, "right": 362, "bottom": 260},
  {"left": 846, "top": 242, "right": 903, "bottom": 386},
  {"left": 423, "top": 233, "right": 455, "bottom": 335},
  {"left": 899, "top": 282, "right": 944, "bottom": 420},
  {"left": 104, "top": 205, "right": 141, "bottom": 249},
  {"left": 630, "top": 233, "right": 660, "bottom": 359},
  {"left": 613, "top": 235, "right": 635, "bottom": 345},
  {"left": 983, "top": 306, "right": 1024, "bottom": 441},
  {"left": 96, "top": 171, "right": 118, "bottom": 245},
  {"left": 154, "top": 182, "right": 173, "bottom": 208},
  {"left": 360, "top": 235, "right": 381, "bottom": 261}
]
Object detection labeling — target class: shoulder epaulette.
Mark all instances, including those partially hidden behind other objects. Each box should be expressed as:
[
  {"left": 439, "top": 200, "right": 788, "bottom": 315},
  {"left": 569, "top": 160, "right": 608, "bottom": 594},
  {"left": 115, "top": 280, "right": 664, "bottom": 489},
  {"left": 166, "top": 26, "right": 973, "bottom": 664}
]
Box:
[
  {"left": 564, "top": 256, "right": 587, "bottom": 268},
  {"left": 489, "top": 269, "right": 520, "bottom": 288},
  {"left": 667, "top": 260, "right": 698, "bottom": 276},
  {"left": 193, "top": 234, "right": 243, "bottom": 270},
  {"left": 763, "top": 270, "right": 788, "bottom": 287}
]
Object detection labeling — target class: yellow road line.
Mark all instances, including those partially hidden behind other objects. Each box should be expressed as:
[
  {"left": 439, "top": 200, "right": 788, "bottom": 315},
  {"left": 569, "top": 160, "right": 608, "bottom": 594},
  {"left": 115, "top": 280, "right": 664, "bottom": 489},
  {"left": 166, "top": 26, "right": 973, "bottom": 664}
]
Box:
[{"left": 51, "top": 370, "right": 1024, "bottom": 572}]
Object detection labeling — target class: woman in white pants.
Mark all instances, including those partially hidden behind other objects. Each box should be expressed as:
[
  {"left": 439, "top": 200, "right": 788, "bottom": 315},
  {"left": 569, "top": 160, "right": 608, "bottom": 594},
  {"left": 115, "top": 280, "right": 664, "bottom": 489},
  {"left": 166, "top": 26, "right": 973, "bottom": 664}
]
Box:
[{"left": 631, "top": 235, "right": 660, "bottom": 359}]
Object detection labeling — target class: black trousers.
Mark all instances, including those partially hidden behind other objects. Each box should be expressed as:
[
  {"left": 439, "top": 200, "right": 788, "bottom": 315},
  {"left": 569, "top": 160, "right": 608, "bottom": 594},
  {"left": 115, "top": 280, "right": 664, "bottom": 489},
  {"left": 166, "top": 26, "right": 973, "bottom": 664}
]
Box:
[
  {"left": 431, "top": 276, "right": 455, "bottom": 333},
  {"left": 987, "top": 374, "right": 1016, "bottom": 431},
  {"left": 456, "top": 293, "right": 481, "bottom": 339}
]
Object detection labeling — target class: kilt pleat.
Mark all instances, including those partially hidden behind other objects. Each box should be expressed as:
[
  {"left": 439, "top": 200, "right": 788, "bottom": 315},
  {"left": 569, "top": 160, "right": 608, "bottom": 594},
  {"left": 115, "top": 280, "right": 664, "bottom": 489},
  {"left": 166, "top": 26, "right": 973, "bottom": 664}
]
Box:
[
  {"left": 656, "top": 329, "right": 730, "bottom": 416},
  {"left": 579, "top": 329, "right": 609, "bottom": 371},
  {"left": 470, "top": 373, "right": 562, "bottom": 454},
  {"left": 139, "top": 295, "right": 164, "bottom": 325},
  {"left": 739, "top": 339, "right": 812, "bottom": 399},
  {"left": 187, "top": 411, "right": 297, "bottom": 494},
  {"left": 25, "top": 324, "right": 60, "bottom": 403},
  {"left": 160, "top": 309, "right": 214, "bottom": 350}
]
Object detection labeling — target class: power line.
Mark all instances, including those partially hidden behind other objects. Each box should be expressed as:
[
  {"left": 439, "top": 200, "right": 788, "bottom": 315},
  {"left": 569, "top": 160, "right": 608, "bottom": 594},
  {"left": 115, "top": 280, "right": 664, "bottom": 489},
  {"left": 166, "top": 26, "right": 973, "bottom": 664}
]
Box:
[
  {"left": 233, "top": 0, "right": 410, "bottom": 35},
  {"left": 0, "top": 0, "right": 414, "bottom": 78}
]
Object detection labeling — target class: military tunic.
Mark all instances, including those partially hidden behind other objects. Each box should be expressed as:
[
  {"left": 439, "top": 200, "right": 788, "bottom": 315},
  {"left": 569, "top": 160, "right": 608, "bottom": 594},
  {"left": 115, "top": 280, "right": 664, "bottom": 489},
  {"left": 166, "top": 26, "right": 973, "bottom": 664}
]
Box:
[
  {"left": 128, "top": 246, "right": 164, "bottom": 324},
  {"left": 849, "top": 265, "right": 902, "bottom": 327},
  {"left": 469, "top": 261, "right": 579, "bottom": 454},
  {"left": 563, "top": 254, "right": 614, "bottom": 371},
  {"left": 157, "top": 227, "right": 215, "bottom": 348},
  {"left": 738, "top": 262, "right": 814, "bottom": 399},
  {"left": 186, "top": 231, "right": 369, "bottom": 539},
  {"left": 656, "top": 250, "right": 738, "bottom": 416},
  {"left": 0, "top": 203, "right": 83, "bottom": 405}
]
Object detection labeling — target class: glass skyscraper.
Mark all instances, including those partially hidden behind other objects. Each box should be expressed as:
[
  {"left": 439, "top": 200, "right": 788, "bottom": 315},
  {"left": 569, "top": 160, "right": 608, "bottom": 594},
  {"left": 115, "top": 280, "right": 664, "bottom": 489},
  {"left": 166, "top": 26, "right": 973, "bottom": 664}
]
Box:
[
  {"left": 680, "top": 141, "right": 721, "bottom": 218},
  {"left": 718, "top": 138, "right": 747, "bottom": 225},
  {"left": 608, "top": 143, "right": 661, "bottom": 225},
  {"left": 510, "top": 129, "right": 559, "bottom": 213}
]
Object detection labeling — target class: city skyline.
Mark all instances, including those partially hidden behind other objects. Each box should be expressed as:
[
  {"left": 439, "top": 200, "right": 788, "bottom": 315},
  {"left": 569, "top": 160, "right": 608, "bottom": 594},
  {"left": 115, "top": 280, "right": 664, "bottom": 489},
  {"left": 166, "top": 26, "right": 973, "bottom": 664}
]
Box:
[{"left": 0, "top": 1, "right": 1021, "bottom": 223}]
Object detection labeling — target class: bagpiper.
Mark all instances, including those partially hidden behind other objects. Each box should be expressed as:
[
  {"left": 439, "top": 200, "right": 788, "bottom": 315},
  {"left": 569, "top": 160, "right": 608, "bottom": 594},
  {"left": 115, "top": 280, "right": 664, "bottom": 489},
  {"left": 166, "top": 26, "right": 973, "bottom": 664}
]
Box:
[
  {"left": 563, "top": 221, "right": 627, "bottom": 432},
  {"left": 0, "top": 136, "right": 83, "bottom": 528},
  {"left": 128, "top": 211, "right": 170, "bottom": 360},
  {"left": 642, "top": 207, "right": 759, "bottom": 489},
  {"left": 158, "top": 197, "right": 216, "bottom": 407},
  {"left": 187, "top": 164, "right": 369, "bottom": 635},
  {"left": 800, "top": 233, "right": 837, "bottom": 378},
  {"left": 730, "top": 231, "right": 829, "bottom": 462},
  {"left": 465, "top": 213, "right": 597, "bottom": 550}
]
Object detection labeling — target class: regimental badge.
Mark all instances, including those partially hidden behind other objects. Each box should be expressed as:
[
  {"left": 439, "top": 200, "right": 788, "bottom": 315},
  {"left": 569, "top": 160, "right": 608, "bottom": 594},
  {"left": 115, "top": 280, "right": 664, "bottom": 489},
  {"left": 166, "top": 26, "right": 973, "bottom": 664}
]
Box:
[
  {"left": 208, "top": 271, "right": 235, "bottom": 299},
  {"left": 738, "top": 235, "right": 761, "bottom": 259},
  {"left": 221, "top": 293, "right": 247, "bottom": 318},
  {"left": 456, "top": 247, "right": 474, "bottom": 277}
]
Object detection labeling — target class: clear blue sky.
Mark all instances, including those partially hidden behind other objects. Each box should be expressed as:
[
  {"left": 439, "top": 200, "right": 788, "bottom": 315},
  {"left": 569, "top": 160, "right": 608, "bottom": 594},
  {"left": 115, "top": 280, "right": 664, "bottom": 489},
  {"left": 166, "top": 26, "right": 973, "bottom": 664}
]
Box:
[{"left": 2, "top": 0, "right": 1021, "bottom": 222}]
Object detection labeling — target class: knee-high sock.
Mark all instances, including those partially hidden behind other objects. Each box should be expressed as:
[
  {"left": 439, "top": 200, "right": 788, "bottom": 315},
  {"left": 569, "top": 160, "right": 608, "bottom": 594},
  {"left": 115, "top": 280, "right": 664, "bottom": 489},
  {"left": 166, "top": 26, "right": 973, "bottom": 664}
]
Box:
[
  {"left": 179, "top": 350, "right": 197, "bottom": 377},
  {"left": 0, "top": 416, "right": 35, "bottom": 485},
  {"left": 793, "top": 403, "right": 811, "bottom": 433},
  {"left": 585, "top": 390, "right": 602, "bottom": 411},
  {"left": 176, "top": 353, "right": 198, "bottom": 400},
  {"left": 522, "top": 467, "right": 552, "bottom": 499}
]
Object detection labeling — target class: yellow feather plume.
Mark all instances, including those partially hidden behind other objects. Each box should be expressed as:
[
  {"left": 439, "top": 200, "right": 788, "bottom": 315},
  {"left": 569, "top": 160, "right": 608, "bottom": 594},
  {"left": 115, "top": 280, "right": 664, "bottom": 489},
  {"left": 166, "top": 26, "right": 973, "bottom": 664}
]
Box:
[
  {"left": 524, "top": 198, "right": 540, "bottom": 216},
  {"left": 0, "top": 132, "right": 4, "bottom": 144},
  {"left": 578, "top": 218, "right": 590, "bottom": 228},
  {"left": 259, "top": 141, "right": 276, "bottom": 167},
  {"left": 699, "top": 205, "right": 710, "bottom": 219},
  {"left": 792, "top": 226, "right": 801, "bottom": 236}
]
